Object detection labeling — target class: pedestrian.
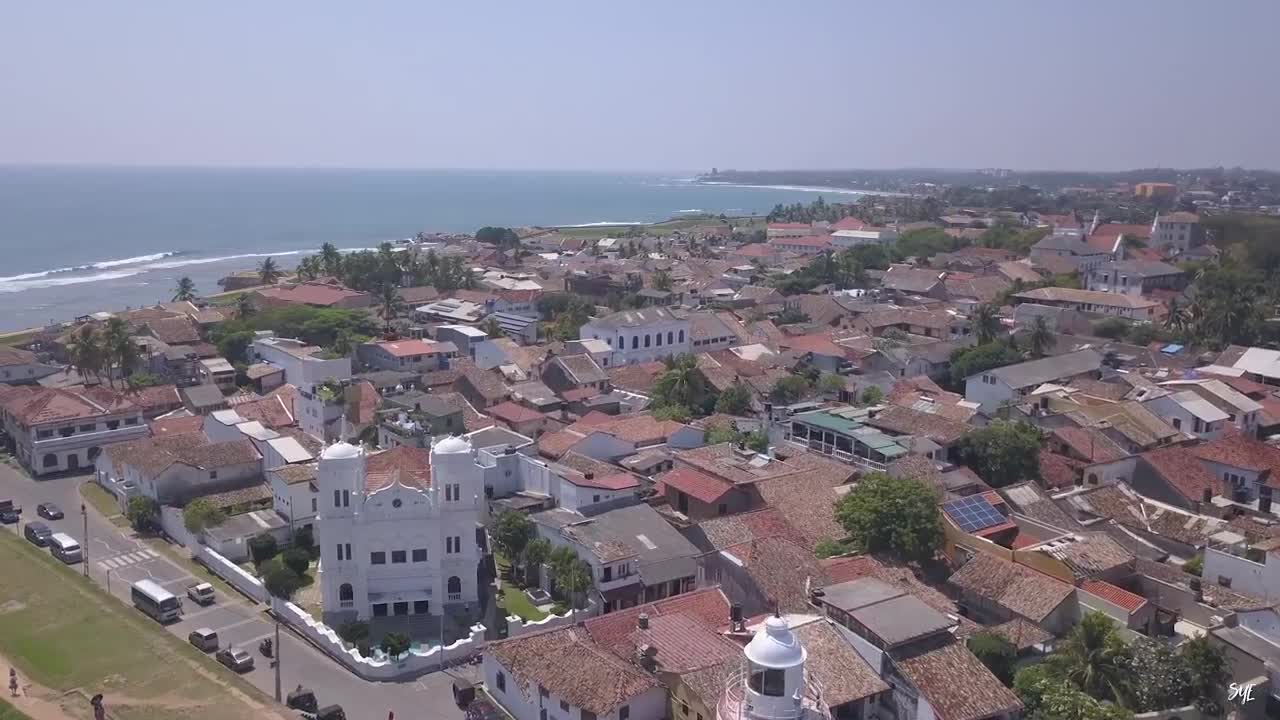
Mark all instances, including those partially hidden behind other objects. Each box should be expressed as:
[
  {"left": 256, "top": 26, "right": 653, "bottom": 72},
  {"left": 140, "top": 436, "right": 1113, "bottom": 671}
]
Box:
[{"left": 9, "top": 668, "right": 18, "bottom": 697}]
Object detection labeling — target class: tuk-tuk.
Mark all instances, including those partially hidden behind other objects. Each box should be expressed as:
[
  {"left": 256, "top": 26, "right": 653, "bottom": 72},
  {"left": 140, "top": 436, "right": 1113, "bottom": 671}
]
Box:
[
  {"left": 287, "top": 686, "right": 318, "bottom": 713},
  {"left": 316, "top": 704, "right": 346, "bottom": 720},
  {"left": 452, "top": 675, "right": 476, "bottom": 708}
]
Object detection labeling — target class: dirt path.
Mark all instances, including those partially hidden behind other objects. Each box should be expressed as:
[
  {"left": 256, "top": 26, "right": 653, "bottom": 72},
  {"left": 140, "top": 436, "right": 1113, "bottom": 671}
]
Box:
[{"left": 0, "top": 653, "right": 77, "bottom": 720}]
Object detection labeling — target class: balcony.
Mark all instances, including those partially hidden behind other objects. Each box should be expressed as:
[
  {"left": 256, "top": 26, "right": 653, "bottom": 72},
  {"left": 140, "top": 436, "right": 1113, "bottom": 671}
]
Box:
[
  {"left": 717, "top": 668, "right": 831, "bottom": 720},
  {"left": 786, "top": 436, "right": 886, "bottom": 472}
]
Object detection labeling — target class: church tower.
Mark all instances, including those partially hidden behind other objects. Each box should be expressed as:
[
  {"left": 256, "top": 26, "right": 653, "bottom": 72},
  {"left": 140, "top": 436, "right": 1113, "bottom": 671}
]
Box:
[{"left": 718, "top": 615, "right": 830, "bottom": 720}]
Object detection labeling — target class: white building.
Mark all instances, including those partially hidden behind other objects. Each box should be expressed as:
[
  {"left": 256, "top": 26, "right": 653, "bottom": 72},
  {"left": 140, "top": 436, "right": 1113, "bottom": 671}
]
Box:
[
  {"left": 251, "top": 334, "right": 352, "bottom": 390},
  {"left": 717, "top": 615, "right": 831, "bottom": 720},
  {"left": 1142, "top": 390, "right": 1228, "bottom": 440},
  {"left": 0, "top": 385, "right": 148, "bottom": 476},
  {"left": 580, "top": 308, "right": 691, "bottom": 366},
  {"left": 1150, "top": 212, "right": 1204, "bottom": 254},
  {"left": 964, "top": 349, "right": 1104, "bottom": 413},
  {"left": 830, "top": 228, "right": 897, "bottom": 248},
  {"left": 317, "top": 438, "right": 484, "bottom": 624},
  {"left": 358, "top": 339, "right": 455, "bottom": 373}
]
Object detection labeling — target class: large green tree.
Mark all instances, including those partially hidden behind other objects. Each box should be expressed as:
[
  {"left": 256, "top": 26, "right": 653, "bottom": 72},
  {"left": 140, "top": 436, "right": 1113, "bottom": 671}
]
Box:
[
  {"left": 1044, "top": 612, "right": 1133, "bottom": 704},
  {"left": 715, "top": 380, "right": 754, "bottom": 415},
  {"left": 834, "top": 472, "right": 942, "bottom": 563},
  {"left": 959, "top": 420, "right": 1041, "bottom": 488},
  {"left": 258, "top": 256, "right": 282, "bottom": 285},
  {"left": 948, "top": 343, "right": 1023, "bottom": 389},
  {"left": 491, "top": 511, "right": 533, "bottom": 575},
  {"left": 652, "top": 354, "right": 708, "bottom": 413}
]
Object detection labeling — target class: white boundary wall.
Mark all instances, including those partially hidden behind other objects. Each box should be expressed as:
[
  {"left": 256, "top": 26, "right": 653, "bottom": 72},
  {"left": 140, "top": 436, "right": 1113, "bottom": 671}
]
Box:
[{"left": 193, "top": 546, "right": 267, "bottom": 603}]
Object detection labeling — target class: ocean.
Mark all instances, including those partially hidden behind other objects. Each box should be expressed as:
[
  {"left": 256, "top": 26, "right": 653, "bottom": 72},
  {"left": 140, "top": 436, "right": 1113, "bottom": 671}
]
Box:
[{"left": 0, "top": 166, "right": 854, "bottom": 332}]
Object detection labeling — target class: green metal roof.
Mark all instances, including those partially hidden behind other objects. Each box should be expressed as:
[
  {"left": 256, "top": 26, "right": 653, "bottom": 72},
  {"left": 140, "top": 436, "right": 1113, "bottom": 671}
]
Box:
[{"left": 792, "top": 407, "right": 910, "bottom": 457}]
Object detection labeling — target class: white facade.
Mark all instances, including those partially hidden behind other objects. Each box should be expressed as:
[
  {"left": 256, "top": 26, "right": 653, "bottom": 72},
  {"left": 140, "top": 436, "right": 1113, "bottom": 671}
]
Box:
[
  {"left": 830, "top": 229, "right": 897, "bottom": 248},
  {"left": 10, "top": 409, "right": 148, "bottom": 477},
  {"left": 1143, "top": 393, "right": 1227, "bottom": 440},
  {"left": 1204, "top": 546, "right": 1280, "bottom": 602},
  {"left": 251, "top": 335, "right": 352, "bottom": 390},
  {"left": 580, "top": 309, "right": 692, "bottom": 366},
  {"left": 317, "top": 437, "right": 484, "bottom": 623},
  {"left": 964, "top": 373, "right": 1018, "bottom": 414},
  {"left": 484, "top": 653, "right": 667, "bottom": 720}
]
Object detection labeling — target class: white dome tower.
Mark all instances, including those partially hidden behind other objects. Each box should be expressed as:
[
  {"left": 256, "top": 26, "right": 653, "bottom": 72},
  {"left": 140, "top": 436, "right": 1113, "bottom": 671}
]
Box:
[{"left": 718, "top": 616, "right": 830, "bottom": 720}]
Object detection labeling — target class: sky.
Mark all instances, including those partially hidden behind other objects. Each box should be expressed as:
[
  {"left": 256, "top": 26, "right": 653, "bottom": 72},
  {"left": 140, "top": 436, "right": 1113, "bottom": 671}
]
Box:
[{"left": 2, "top": 1, "right": 1278, "bottom": 172}]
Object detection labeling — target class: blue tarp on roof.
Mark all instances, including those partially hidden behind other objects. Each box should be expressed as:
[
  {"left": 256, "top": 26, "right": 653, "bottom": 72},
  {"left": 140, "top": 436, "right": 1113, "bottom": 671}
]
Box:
[{"left": 1161, "top": 344, "right": 1184, "bottom": 354}]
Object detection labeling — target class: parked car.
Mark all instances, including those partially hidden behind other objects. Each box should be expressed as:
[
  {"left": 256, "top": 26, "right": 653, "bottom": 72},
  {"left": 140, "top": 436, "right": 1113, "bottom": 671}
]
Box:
[
  {"left": 0, "top": 508, "right": 17, "bottom": 524},
  {"left": 286, "top": 687, "right": 318, "bottom": 713},
  {"left": 23, "top": 521, "right": 52, "bottom": 546},
  {"left": 186, "top": 583, "right": 215, "bottom": 606},
  {"left": 36, "top": 503, "right": 63, "bottom": 520},
  {"left": 315, "top": 705, "right": 346, "bottom": 720},
  {"left": 216, "top": 647, "right": 254, "bottom": 672},
  {"left": 188, "top": 628, "right": 219, "bottom": 653}
]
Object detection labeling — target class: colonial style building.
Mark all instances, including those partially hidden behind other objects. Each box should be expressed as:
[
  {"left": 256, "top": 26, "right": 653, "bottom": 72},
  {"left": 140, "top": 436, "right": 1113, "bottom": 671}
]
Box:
[
  {"left": 579, "top": 308, "right": 692, "bottom": 366},
  {"left": 317, "top": 437, "right": 484, "bottom": 625}
]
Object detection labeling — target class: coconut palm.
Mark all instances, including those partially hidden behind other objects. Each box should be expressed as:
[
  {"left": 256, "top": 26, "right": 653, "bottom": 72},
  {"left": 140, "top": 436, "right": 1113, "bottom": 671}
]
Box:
[
  {"left": 235, "top": 293, "right": 256, "bottom": 321},
  {"left": 296, "top": 256, "right": 322, "bottom": 281},
  {"left": 257, "top": 257, "right": 282, "bottom": 285},
  {"left": 653, "top": 353, "right": 705, "bottom": 410},
  {"left": 375, "top": 283, "right": 401, "bottom": 328},
  {"left": 1045, "top": 612, "right": 1133, "bottom": 705},
  {"left": 67, "top": 324, "right": 105, "bottom": 384},
  {"left": 836, "top": 250, "right": 863, "bottom": 289},
  {"left": 548, "top": 546, "right": 592, "bottom": 620},
  {"left": 483, "top": 317, "right": 504, "bottom": 339},
  {"left": 1028, "top": 315, "right": 1054, "bottom": 357},
  {"left": 971, "top": 303, "right": 1002, "bottom": 344},
  {"left": 319, "top": 243, "right": 342, "bottom": 276},
  {"left": 101, "top": 317, "right": 135, "bottom": 387},
  {"left": 172, "top": 276, "right": 197, "bottom": 302},
  {"left": 652, "top": 269, "right": 673, "bottom": 291}
]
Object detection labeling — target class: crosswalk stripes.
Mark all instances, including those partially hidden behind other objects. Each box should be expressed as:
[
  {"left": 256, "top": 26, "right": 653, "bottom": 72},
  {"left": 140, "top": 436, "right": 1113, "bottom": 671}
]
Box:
[{"left": 96, "top": 548, "right": 160, "bottom": 571}]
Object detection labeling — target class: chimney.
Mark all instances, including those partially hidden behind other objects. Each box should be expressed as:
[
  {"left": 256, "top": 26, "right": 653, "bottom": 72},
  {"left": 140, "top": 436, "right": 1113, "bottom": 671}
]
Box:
[
  {"left": 730, "top": 603, "right": 744, "bottom": 632},
  {"left": 584, "top": 472, "right": 594, "bottom": 480},
  {"left": 637, "top": 613, "right": 649, "bottom": 630}
]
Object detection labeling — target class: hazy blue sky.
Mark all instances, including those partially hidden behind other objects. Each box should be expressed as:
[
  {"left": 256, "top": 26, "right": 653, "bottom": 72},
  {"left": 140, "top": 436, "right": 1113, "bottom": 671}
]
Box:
[{"left": 3, "top": 1, "right": 1277, "bottom": 171}]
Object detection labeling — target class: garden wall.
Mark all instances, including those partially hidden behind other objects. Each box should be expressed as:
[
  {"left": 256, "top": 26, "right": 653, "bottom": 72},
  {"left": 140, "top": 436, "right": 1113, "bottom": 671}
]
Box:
[
  {"left": 193, "top": 545, "right": 267, "bottom": 604},
  {"left": 269, "top": 597, "right": 486, "bottom": 680}
]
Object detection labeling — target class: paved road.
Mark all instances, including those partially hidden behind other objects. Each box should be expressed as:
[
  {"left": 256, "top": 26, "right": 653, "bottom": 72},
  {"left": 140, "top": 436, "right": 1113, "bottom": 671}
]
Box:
[{"left": 0, "top": 464, "right": 469, "bottom": 720}]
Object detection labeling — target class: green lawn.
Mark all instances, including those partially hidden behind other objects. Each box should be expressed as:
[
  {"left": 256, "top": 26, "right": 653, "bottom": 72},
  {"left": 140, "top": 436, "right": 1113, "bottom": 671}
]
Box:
[
  {"left": 498, "top": 584, "right": 547, "bottom": 622},
  {"left": 0, "top": 531, "right": 275, "bottom": 720},
  {"left": 0, "top": 699, "right": 33, "bottom": 720},
  {"left": 0, "top": 331, "right": 36, "bottom": 348},
  {"left": 78, "top": 482, "right": 121, "bottom": 519}
]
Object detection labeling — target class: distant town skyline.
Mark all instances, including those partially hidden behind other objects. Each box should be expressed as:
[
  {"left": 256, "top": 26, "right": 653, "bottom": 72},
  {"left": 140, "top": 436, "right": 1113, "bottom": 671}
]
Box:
[{"left": 2, "top": 1, "right": 1277, "bottom": 171}]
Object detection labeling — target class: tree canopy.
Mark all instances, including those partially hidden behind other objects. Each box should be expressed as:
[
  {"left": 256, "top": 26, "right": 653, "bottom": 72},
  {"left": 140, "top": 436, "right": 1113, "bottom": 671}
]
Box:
[
  {"left": 959, "top": 420, "right": 1041, "bottom": 488},
  {"left": 834, "top": 472, "right": 942, "bottom": 563},
  {"left": 948, "top": 342, "right": 1024, "bottom": 389}
]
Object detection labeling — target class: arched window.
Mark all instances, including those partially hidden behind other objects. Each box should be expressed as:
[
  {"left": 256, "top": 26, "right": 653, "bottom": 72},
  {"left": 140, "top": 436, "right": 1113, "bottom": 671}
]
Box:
[
  {"left": 447, "top": 575, "right": 462, "bottom": 601},
  {"left": 644, "top": 335, "right": 651, "bottom": 348},
  {"left": 678, "top": 329, "right": 685, "bottom": 343},
  {"left": 87, "top": 446, "right": 101, "bottom": 461},
  {"left": 631, "top": 336, "right": 638, "bottom": 350},
  {"left": 339, "top": 583, "right": 354, "bottom": 608},
  {"left": 42, "top": 454, "right": 57, "bottom": 468},
  {"left": 1088, "top": 473, "right": 1099, "bottom": 485},
  {"left": 655, "top": 333, "right": 663, "bottom": 347},
  {"left": 667, "top": 331, "right": 674, "bottom": 345},
  {"left": 748, "top": 668, "right": 786, "bottom": 697}
]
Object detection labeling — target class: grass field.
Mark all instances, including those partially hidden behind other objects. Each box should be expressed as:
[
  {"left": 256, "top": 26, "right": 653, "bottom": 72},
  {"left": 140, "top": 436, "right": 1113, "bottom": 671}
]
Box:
[
  {"left": 497, "top": 584, "right": 547, "bottom": 622},
  {"left": 554, "top": 214, "right": 763, "bottom": 240},
  {"left": 0, "top": 699, "right": 34, "bottom": 720},
  {"left": 0, "top": 531, "right": 276, "bottom": 720},
  {"left": 78, "top": 482, "right": 122, "bottom": 521}
]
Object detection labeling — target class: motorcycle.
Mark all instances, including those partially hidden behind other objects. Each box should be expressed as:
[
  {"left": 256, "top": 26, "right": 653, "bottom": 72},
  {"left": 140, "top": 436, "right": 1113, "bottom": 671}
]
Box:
[{"left": 259, "top": 638, "right": 273, "bottom": 658}]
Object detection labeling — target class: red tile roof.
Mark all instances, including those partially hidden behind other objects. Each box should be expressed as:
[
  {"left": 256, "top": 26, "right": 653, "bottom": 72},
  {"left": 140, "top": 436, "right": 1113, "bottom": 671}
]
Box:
[
  {"left": 831, "top": 216, "right": 870, "bottom": 232},
  {"left": 1191, "top": 434, "right": 1280, "bottom": 479},
  {"left": 1080, "top": 579, "right": 1147, "bottom": 613},
  {"left": 660, "top": 466, "right": 734, "bottom": 504},
  {"left": 1052, "top": 426, "right": 1127, "bottom": 462},
  {"left": 537, "top": 428, "right": 585, "bottom": 459},
  {"left": 769, "top": 235, "right": 832, "bottom": 248},
  {"left": 365, "top": 446, "right": 431, "bottom": 491},
  {"left": 567, "top": 472, "right": 640, "bottom": 491},
  {"left": 372, "top": 339, "right": 445, "bottom": 358},
  {"left": 731, "top": 244, "right": 776, "bottom": 258},
  {"left": 149, "top": 414, "right": 205, "bottom": 437},
  {"left": 1143, "top": 445, "right": 1221, "bottom": 503},
  {"left": 1038, "top": 450, "right": 1084, "bottom": 489},
  {"left": 254, "top": 282, "right": 370, "bottom": 307},
  {"left": 584, "top": 587, "right": 732, "bottom": 649},
  {"left": 488, "top": 401, "right": 545, "bottom": 424}
]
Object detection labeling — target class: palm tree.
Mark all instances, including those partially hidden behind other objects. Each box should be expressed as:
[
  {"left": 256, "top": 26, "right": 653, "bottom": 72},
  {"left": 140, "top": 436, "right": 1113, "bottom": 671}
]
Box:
[
  {"left": 296, "top": 256, "right": 322, "bottom": 281},
  {"left": 971, "top": 304, "right": 1002, "bottom": 344},
  {"left": 483, "top": 317, "right": 504, "bottom": 339},
  {"left": 172, "top": 276, "right": 197, "bottom": 302},
  {"left": 319, "top": 243, "right": 342, "bottom": 276},
  {"left": 102, "top": 317, "right": 134, "bottom": 387},
  {"left": 1028, "top": 316, "right": 1053, "bottom": 357},
  {"left": 67, "top": 325, "right": 105, "bottom": 384},
  {"left": 523, "top": 537, "right": 551, "bottom": 588},
  {"left": 548, "top": 547, "right": 592, "bottom": 620},
  {"left": 1046, "top": 612, "right": 1133, "bottom": 704},
  {"left": 654, "top": 354, "right": 705, "bottom": 410},
  {"left": 836, "top": 250, "right": 862, "bottom": 289},
  {"left": 257, "top": 257, "right": 282, "bottom": 285},
  {"left": 235, "top": 293, "right": 256, "bottom": 321},
  {"left": 375, "top": 283, "right": 401, "bottom": 329}
]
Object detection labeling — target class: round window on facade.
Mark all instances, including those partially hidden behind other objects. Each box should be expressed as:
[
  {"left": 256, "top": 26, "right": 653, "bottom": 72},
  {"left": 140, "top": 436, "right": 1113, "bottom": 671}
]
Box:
[{"left": 392, "top": 498, "right": 402, "bottom": 508}]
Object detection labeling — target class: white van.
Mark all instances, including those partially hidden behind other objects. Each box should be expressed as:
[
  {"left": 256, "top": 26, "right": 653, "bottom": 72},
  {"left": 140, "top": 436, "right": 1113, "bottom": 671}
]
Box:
[{"left": 48, "top": 533, "right": 82, "bottom": 564}]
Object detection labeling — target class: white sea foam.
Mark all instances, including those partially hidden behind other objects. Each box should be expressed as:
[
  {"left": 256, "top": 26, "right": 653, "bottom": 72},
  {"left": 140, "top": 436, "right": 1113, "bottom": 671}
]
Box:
[
  {"left": 674, "top": 209, "right": 706, "bottom": 213},
  {"left": 556, "top": 221, "right": 649, "bottom": 228},
  {"left": 0, "top": 270, "right": 145, "bottom": 293},
  {"left": 91, "top": 251, "right": 180, "bottom": 269},
  {"left": 0, "top": 251, "right": 182, "bottom": 283}
]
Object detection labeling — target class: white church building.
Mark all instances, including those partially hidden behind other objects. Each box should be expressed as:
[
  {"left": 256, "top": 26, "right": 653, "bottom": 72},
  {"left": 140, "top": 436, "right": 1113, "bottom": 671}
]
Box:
[{"left": 316, "top": 435, "right": 485, "bottom": 624}]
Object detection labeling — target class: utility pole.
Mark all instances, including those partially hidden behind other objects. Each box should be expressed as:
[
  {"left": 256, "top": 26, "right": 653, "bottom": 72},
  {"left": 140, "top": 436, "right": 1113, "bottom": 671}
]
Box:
[
  {"left": 81, "top": 501, "right": 88, "bottom": 577},
  {"left": 273, "top": 619, "right": 281, "bottom": 702}
]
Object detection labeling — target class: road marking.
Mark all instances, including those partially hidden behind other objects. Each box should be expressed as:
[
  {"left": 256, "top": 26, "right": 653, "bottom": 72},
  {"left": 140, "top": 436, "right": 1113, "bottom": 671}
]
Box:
[{"left": 216, "top": 616, "right": 268, "bottom": 635}]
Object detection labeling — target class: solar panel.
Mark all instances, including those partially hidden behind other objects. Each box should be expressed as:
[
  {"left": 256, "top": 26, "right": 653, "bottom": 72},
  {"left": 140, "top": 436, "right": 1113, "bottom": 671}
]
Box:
[{"left": 942, "top": 496, "right": 1006, "bottom": 534}]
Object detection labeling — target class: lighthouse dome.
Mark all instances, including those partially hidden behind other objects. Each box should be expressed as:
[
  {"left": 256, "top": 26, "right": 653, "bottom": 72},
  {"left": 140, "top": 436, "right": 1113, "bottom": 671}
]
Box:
[{"left": 744, "top": 615, "right": 806, "bottom": 669}]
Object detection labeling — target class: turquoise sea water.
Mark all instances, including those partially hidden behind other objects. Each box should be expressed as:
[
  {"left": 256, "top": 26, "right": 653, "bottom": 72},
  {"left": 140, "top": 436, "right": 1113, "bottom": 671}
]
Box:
[{"left": 0, "top": 166, "right": 848, "bottom": 331}]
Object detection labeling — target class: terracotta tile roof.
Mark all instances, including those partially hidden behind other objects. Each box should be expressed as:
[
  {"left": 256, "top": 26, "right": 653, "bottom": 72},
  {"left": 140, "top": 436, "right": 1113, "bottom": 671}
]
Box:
[
  {"left": 145, "top": 316, "right": 201, "bottom": 345},
  {"left": 0, "top": 386, "right": 137, "bottom": 425},
  {"left": 346, "top": 380, "right": 379, "bottom": 426},
  {"left": 820, "top": 554, "right": 962, "bottom": 618},
  {"left": 554, "top": 354, "right": 608, "bottom": 385},
  {"left": 831, "top": 216, "right": 870, "bottom": 232},
  {"left": 1080, "top": 579, "right": 1147, "bottom": 613},
  {"left": 1067, "top": 484, "right": 1223, "bottom": 546},
  {"left": 488, "top": 626, "right": 660, "bottom": 715},
  {"left": 731, "top": 243, "right": 777, "bottom": 258},
  {"left": 592, "top": 414, "right": 683, "bottom": 446},
  {"left": 755, "top": 468, "right": 848, "bottom": 550},
  {"left": 536, "top": 428, "right": 584, "bottom": 459},
  {"left": 659, "top": 466, "right": 733, "bottom": 504},
  {"left": 488, "top": 401, "right": 545, "bottom": 424},
  {"left": 106, "top": 434, "right": 260, "bottom": 477},
  {"left": 1052, "top": 426, "right": 1127, "bottom": 462},
  {"left": 1142, "top": 445, "right": 1221, "bottom": 504},
  {"left": 149, "top": 414, "right": 205, "bottom": 437},
  {"left": 0, "top": 346, "right": 39, "bottom": 367},
  {"left": 987, "top": 617, "right": 1053, "bottom": 650},
  {"left": 866, "top": 405, "right": 970, "bottom": 445},
  {"left": 274, "top": 463, "right": 317, "bottom": 486},
  {"left": 432, "top": 391, "right": 493, "bottom": 431},
  {"left": 616, "top": 614, "right": 740, "bottom": 673},
  {"left": 1192, "top": 434, "right": 1280, "bottom": 480},
  {"left": 1015, "top": 286, "right": 1159, "bottom": 310},
  {"left": 371, "top": 339, "right": 446, "bottom": 358},
  {"left": 1033, "top": 532, "right": 1134, "bottom": 578},
  {"left": 124, "top": 384, "right": 182, "bottom": 413},
  {"left": 232, "top": 394, "right": 295, "bottom": 428},
  {"left": 894, "top": 641, "right": 1023, "bottom": 720},
  {"left": 583, "top": 587, "right": 731, "bottom": 650},
  {"left": 253, "top": 282, "right": 370, "bottom": 307},
  {"left": 724, "top": 536, "right": 827, "bottom": 613},
  {"left": 559, "top": 387, "right": 598, "bottom": 402},
  {"left": 944, "top": 275, "right": 1011, "bottom": 304},
  {"left": 365, "top": 446, "right": 431, "bottom": 491},
  {"left": 420, "top": 367, "right": 463, "bottom": 387},
  {"left": 690, "top": 508, "right": 807, "bottom": 552},
  {"left": 882, "top": 264, "right": 945, "bottom": 293},
  {"left": 948, "top": 553, "right": 1074, "bottom": 622},
  {"left": 457, "top": 364, "right": 509, "bottom": 402},
  {"left": 606, "top": 361, "right": 668, "bottom": 394},
  {"left": 792, "top": 620, "right": 889, "bottom": 704}
]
